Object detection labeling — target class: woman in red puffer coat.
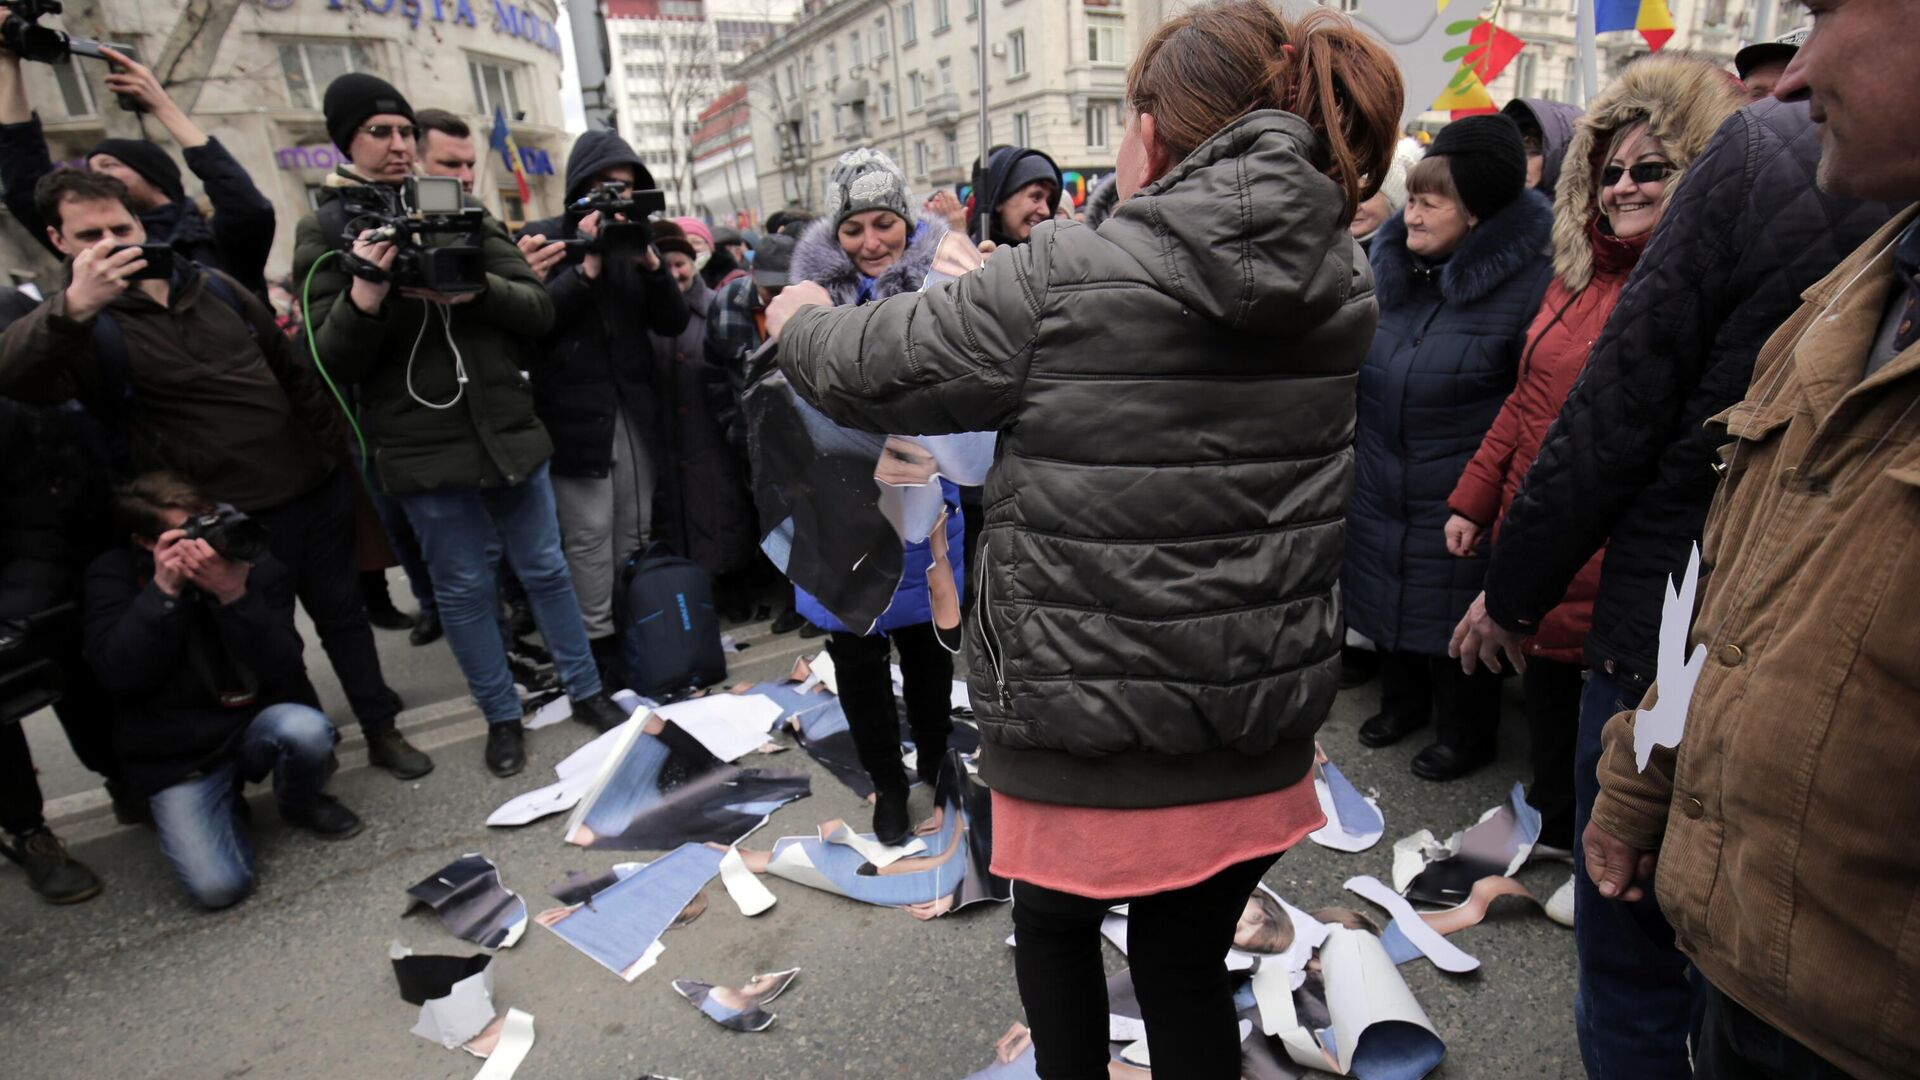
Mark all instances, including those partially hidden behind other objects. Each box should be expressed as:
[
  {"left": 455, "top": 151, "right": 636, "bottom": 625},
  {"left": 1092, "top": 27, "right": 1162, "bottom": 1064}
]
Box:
[{"left": 1442, "top": 54, "right": 1743, "bottom": 876}]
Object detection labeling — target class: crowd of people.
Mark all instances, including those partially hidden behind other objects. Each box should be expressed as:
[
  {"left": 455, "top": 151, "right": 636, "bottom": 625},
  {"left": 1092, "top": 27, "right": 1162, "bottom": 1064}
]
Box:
[{"left": 0, "top": 0, "right": 1915, "bottom": 1077}]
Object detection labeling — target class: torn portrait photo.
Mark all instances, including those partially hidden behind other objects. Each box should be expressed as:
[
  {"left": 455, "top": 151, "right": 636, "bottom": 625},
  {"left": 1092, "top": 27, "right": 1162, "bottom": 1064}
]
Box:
[
  {"left": 404, "top": 854, "right": 528, "bottom": 949},
  {"left": 389, "top": 941, "right": 497, "bottom": 1049},
  {"left": 1394, "top": 783, "right": 1542, "bottom": 906},
  {"left": 538, "top": 844, "right": 726, "bottom": 981},
  {"left": 562, "top": 710, "right": 810, "bottom": 850},
  {"left": 671, "top": 968, "right": 800, "bottom": 1032},
  {"left": 1307, "top": 745, "right": 1386, "bottom": 854}
]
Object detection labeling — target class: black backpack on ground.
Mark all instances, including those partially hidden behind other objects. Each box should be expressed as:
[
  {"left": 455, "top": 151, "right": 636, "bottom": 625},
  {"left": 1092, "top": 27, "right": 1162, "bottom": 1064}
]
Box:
[{"left": 614, "top": 542, "right": 726, "bottom": 700}]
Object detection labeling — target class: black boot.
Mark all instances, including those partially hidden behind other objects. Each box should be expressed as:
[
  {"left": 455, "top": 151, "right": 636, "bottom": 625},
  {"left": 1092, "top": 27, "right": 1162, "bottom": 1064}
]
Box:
[
  {"left": 281, "top": 793, "right": 365, "bottom": 840},
  {"left": 485, "top": 721, "right": 527, "bottom": 777},
  {"left": 366, "top": 728, "right": 435, "bottom": 779},
  {"left": 872, "top": 785, "right": 911, "bottom": 847},
  {"left": 409, "top": 610, "right": 444, "bottom": 647},
  {"left": 589, "top": 635, "right": 625, "bottom": 691},
  {"left": 572, "top": 692, "right": 632, "bottom": 734},
  {"left": 1358, "top": 711, "right": 1426, "bottom": 748},
  {"left": 4, "top": 828, "right": 102, "bottom": 904},
  {"left": 770, "top": 606, "right": 806, "bottom": 634},
  {"left": 361, "top": 570, "right": 415, "bottom": 631}
]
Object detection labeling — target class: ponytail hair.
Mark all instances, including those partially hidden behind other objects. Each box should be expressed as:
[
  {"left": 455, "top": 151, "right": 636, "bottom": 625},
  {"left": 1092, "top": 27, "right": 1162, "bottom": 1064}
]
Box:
[{"left": 1127, "top": 0, "right": 1404, "bottom": 224}]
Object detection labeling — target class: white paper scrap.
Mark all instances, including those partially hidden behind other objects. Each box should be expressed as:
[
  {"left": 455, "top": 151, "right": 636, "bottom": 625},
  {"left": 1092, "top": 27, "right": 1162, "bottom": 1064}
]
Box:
[
  {"left": 523, "top": 695, "right": 572, "bottom": 731},
  {"left": 471, "top": 1008, "right": 536, "bottom": 1080},
  {"left": 720, "top": 845, "right": 778, "bottom": 916},
  {"left": 1317, "top": 927, "right": 1444, "bottom": 1076},
  {"left": 486, "top": 772, "right": 596, "bottom": 828},
  {"left": 655, "top": 695, "right": 785, "bottom": 763},
  {"left": 1637, "top": 543, "right": 1704, "bottom": 771},
  {"left": 1344, "top": 874, "right": 1481, "bottom": 973},
  {"left": 821, "top": 821, "right": 926, "bottom": 867}
]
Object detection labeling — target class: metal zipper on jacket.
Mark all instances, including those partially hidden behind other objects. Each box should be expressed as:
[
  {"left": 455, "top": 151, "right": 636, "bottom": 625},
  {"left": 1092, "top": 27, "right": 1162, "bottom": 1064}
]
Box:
[{"left": 975, "top": 541, "right": 1010, "bottom": 706}]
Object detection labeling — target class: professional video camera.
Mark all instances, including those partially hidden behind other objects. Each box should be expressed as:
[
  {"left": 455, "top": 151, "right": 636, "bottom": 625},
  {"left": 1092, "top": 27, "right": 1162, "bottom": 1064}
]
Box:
[
  {"left": 561, "top": 180, "right": 668, "bottom": 259},
  {"left": 2, "top": 0, "right": 122, "bottom": 66},
  {"left": 182, "top": 504, "right": 270, "bottom": 563},
  {"left": 338, "top": 175, "right": 488, "bottom": 295}
]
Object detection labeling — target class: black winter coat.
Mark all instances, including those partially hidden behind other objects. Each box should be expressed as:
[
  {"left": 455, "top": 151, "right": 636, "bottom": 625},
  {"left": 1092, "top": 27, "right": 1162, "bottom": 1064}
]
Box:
[
  {"left": 519, "top": 130, "right": 691, "bottom": 478},
  {"left": 1485, "top": 99, "right": 1907, "bottom": 689},
  {"left": 83, "top": 548, "right": 310, "bottom": 796},
  {"left": 648, "top": 274, "right": 756, "bottom": 576},
  {"left": 0, "top": 115, "right": 276, "bottom": 297},
  {"left": 1343, "top": 192, "right": 1554, "bottom": 656}
]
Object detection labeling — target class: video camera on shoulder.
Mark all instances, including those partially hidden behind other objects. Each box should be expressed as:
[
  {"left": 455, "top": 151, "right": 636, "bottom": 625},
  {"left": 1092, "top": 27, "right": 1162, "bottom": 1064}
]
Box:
[
  {"left": 182, "top": 504, "right": 269, "bottom": 563},
  {"left": 338, "top": 175, "right": 488, "bottom": 295},
  {"left": 561, "top": 180, "right": 667, "bottom": 260}
]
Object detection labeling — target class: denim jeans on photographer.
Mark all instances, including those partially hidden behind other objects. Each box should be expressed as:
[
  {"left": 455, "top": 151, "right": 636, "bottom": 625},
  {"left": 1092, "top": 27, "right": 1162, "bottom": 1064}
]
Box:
[
  {"left": 1572, "top": 667, "right": 1702, "bottom": 1078},
  {"left": 397, "top": 463, "right": 602, "bottom": 724},
  {"left": 148, "top": 703, "right": 337, "bottom": 911}
]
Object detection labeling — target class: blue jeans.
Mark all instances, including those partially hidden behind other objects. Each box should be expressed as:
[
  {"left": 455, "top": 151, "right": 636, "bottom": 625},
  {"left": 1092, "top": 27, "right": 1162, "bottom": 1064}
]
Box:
[
  {"left": 397, "top": 463, "right": 601, "bottom": 724},
  {"left": 148, "top": 703, "right": 337, "bottom": 910},
  {"left": 1573, "top": 668, "right": 1701, "bottom": 1078},
  {"left": 353, "top": 445, "right": 438, "bottom": 616}
]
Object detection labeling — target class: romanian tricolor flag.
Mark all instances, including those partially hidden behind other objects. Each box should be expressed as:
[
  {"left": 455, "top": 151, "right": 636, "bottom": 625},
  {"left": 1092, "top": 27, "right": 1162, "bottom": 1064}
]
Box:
[
  {"left": 490, "top": 104, "right": 531, "bottom": 203},
  {"left": 1596, "top": 0, "right": 1675, "bottom": 51}
]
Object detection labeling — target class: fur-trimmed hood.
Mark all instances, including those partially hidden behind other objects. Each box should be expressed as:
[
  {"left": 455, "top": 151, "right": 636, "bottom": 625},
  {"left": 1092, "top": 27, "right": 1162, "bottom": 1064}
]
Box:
[
  {"left": 789, "top": 213, "right": 949, "bottom": 306},
  {"left": 1552, "top": 52, "right": 1744, "bottom": 291},
  {"left": 1371, "top": 187, "right": 1553, "bottom": 309}
]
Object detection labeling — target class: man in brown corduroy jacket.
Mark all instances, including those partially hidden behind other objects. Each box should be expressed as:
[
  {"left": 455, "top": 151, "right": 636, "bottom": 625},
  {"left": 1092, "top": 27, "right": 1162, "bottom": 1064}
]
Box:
[{"left": 1583, "top": 1, "right": 1920, "bottom": 1077}]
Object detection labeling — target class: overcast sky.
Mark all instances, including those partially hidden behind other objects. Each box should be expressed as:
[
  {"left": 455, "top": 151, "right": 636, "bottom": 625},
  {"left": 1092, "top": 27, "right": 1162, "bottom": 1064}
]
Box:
[{"left": 558, "top": 6, "right": 589, "bottom": 133}]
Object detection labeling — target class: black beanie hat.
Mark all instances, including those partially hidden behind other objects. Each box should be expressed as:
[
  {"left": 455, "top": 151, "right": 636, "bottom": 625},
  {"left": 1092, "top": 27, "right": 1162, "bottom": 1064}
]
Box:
[
  {"left": 1425, "top": 114, "right": 1528, "bottom": 222},
  {"left": 88, "top": 139, "right": 185, "bottom": 203},
  {"left": 323, "top": 73, "right": 416, "bottom": 154}
]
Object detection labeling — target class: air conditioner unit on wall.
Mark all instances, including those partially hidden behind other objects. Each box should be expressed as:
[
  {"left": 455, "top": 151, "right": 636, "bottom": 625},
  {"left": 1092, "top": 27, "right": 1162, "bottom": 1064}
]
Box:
[{"left": 989, "top": 42, "right": 1005, "bottom": 57}]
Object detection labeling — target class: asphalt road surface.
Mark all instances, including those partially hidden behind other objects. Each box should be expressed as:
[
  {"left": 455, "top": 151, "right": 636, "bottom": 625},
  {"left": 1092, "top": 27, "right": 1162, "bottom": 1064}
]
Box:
[{"left": 1, "top": 585, "right": 1581, "bottom": 1080}]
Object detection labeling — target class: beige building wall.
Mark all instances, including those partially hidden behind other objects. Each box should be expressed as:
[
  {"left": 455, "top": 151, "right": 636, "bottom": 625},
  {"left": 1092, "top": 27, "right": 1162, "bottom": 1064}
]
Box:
[
  {"left": 731, "top": 0, "right": 1131, "bottom": 220},
  {"left": 0, "top": 0, "right": 574, "bottom": 287}
]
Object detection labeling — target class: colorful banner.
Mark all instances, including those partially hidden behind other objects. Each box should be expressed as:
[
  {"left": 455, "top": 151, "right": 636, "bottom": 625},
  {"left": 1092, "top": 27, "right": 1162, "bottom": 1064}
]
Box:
[
  {"left": 1596, "top": 0, "right": 1675, "bottom": 51},
  {"left": 490, "top": 104, "right": 531, "bottom": 203}
]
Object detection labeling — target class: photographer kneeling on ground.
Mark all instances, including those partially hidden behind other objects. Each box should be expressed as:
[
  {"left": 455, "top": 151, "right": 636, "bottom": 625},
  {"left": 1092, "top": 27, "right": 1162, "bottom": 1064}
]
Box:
[
  {"left": 294, "top": 74, "right": 625, "bottom": 779},
  {"left": 84, "top": 473, "right": 363, "bottom": 911},
  {"left": 0, "top": 166, "right": 426, "bottom": 780}
]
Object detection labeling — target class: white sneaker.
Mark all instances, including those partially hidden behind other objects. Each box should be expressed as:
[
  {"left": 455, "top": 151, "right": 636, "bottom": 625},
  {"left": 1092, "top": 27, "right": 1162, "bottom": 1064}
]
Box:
[{"left": 1546, "top": 875, "right": 1576, "bottom": 927}]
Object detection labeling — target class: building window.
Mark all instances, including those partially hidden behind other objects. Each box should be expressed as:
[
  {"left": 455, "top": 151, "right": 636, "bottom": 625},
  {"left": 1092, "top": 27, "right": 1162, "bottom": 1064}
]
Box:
[
  {"left": 945, "top": 133, "right": 958, "bottom": 167},
  {"left": 498, "top": 189, "right": 527, "bottom": 230},
  {"left": 469, "top": 59, "right": 523, "bottom": 117},
  {"left": 826, "top": 44, "right": 838, "bottom": 80},
  {"left": 810, "top": 111, "right": 822, "bottom": 143},
  {"left": 804, "top": 57, "right": 816, "bottom": 88},
  {"left": 1087, "top": 99, "right": 1111, "bottom": 149},
  {"left": 1088, "top": 17, "right": 1125, "bottom": 63},
  {"left": 1008, "top": 30, "right": 1027, "bottom": 76},
  {"left": 880, "top": 82, "right": 894, "bottom": 118},
  {"left": 1012, "top": 111, "right": 1029, "bottom": 146},
  {"left": 660, "top": 0, "right": 702, "bottom": 15},
  {"left": 49, "top": 54, "right": 96, "bottom": 117},
  {"left": 850, "top": 32, "right": 864, "bottom": 68},
  {"left": 901, "top": 2, "right": 917, "bottom": 44},
  {"left": 874, "top": 17, "right": 890, "bottom": 58},
  {"left": 279, "top": 40, "right": 376, "bottom": 112},
  {"left": 785, "top": 64, "right": 798, "bottom": 96},
  {"left": 966, "top": 0, "right": 979, "bottom": 17},
  {"left": 1562, "top": 57, "right": 1580, "bottom": 101},
  {"left": 768, "top": 75, "right": 781, "bottom": 103},
  {"left": 1513, "top": 52, "right": 1537, "bottom": 99},
  {"left": 971, "top": 45, "right": 981, "bottom": 90},
  {"left": 832, "top": 104, "right": 844, "bottom": 135},
  {"left": 908, "top": 70, "right": 924, "bottom": 109},
  {"left": 914, "top": 139, "right": 929, "bottom": 176},
  {"left": 933, "top": 0, "right": 950, "bottom": 32},
  {"left": 937, "top": 57, "right": 954, "bottom": 95}
]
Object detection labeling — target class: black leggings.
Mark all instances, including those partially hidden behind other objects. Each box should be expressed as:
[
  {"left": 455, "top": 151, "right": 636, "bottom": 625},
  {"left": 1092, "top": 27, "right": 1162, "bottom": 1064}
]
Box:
[
  {"left": 1012, "top": 852, "right": 1281, "bottom": 1079},
  {"left": 824, "top": 622, "right": 954, "bottom": 794}
]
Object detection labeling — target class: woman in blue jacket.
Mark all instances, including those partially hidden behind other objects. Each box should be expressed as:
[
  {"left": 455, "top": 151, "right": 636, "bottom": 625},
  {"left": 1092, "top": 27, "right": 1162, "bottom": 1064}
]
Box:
[
  {"left": 1343, "top": 115, "right": 1552, "bottom": 782},
  {"left": 788, "top": 148, "right": 966, "bottom": 845}
]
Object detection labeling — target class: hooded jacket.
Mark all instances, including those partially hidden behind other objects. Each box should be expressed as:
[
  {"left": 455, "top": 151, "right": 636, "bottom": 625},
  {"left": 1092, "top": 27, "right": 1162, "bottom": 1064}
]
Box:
[
  {"left": 1503, "top": 98, "right": 1584, "bottom": 197},
  {"left": 646, "top": 272, "right": 756, "bottom": 577},
  {"left": 0, "top": 262, "right": 339, "bottom": 512},
  {"left": 785, "top": 212, "right": 965, "bottom": 635},
  {"left": 966, "top": 147, "right": 1063, "bottom": 248},
  {"left": 1343, "top": 190, "right": 1554, "bottom": 657},
  {"left": 518, "top": 130, "right": 692, "bottom": 479},
  {"left": 292, "top": 170, "right": 555, "bottom": 495},
  {"left": 1448, "top": 55, "right": 1742, "bottom": 664},
  {"left": 778, "top": 111, "right": 1373, "bottom": 808},
  {"left": 1483, "top": 98, "right": 1907, "bottom": 690},
  {"left": 0, "top": 115, "right": 276, "bottom": 297}
]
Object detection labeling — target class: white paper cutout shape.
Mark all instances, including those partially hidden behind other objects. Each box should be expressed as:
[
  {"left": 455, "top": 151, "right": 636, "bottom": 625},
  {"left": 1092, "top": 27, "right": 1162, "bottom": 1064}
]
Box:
[{"left": 1637, "top": 544, "right": 1704, "bottom": 771}]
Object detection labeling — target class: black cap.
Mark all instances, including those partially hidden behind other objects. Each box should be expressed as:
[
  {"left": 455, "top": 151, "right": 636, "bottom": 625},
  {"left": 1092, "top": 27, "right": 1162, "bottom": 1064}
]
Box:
[
  {"left": 1734, "top": 26, "right": 1810, "bottom": 80},
  {"left": 87, "top": 139, "right": 185, "bottom": 203},
  {"left": 1425, "top": 114, "right": 1528, "bottom": 222},
  {"left": 752, "top": 233, "right": 794, "bottom": 288},
  {"left": 713, "top": 226, "right": 745, "bottom": 248},
  {"left": 323, "top": 73, "right": 416, "bottom": 154}
]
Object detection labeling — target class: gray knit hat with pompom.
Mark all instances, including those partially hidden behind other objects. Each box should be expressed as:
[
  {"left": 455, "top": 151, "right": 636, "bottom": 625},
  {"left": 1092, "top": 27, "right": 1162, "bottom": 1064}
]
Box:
[{"left": 825, "top": 147, "right": 913, "bottom": 227}]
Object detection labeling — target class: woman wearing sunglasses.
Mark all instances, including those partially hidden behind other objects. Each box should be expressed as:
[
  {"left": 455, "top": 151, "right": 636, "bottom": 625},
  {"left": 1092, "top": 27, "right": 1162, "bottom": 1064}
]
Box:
[{"left": 1443, "top": 52, "right": 1742, "bottom": 918}]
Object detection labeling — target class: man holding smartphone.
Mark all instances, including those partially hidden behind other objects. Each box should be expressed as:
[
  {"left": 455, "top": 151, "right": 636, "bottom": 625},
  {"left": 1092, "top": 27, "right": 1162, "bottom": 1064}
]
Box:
[
  {"left": 0, "top": 45, "right": 276, "bottom": 296},
  {"left": 0, "top": 167, "right": 430, "bottom": 781}
]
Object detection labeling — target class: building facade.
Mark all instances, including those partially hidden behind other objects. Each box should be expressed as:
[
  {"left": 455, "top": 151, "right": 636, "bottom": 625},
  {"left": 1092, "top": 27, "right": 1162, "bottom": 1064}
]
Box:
[
  {"left": 603, "top": 0, "right": 796, "bottom": 214},
  {"left": 689, "top": 83, "right": 760, "bottom": 226},
  {"left": 730, "top": 0, "right": 1136, "bottom": 219},
  {"left": 1478, "top": 0, "right": 1789, "bottom": 108},
  {"left": 0, "top": 0, "right": 575, "bottom": 285}
]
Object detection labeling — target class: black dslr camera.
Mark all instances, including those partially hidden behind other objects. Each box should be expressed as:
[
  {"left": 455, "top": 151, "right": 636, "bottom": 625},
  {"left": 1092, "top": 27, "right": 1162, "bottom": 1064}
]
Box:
[
  {"left": 561, "top": 181, "right": 667, "bottom": 259},
  {"left": 1, "top": 0, "right": 143, "bottom": 110},
  {"left": 339, "top": 175, "right": 488, "bottom": 295},
  {"left": 182, "top": 504, "right": 269, "bottom": 563}
]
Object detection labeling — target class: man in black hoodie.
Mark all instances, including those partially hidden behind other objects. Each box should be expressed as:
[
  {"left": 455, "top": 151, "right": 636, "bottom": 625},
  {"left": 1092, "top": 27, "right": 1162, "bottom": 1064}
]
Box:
[
  {"left": 0, "top": 47, "right": 275, "bottom": 297},
  {"left": 966, "top": 146, "right": 1063, "bottom": 248},
  {"left": 515, "top": 131, "right": 689, "bottom": 676},
  {"left": 1502, "top": 98, "right": 1583, "bottom": 195}
]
